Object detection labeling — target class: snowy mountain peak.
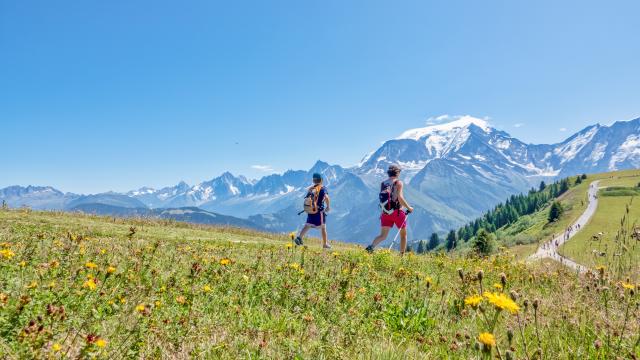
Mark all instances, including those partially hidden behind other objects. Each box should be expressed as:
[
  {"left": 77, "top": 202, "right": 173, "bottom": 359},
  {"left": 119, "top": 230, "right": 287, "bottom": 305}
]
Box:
[{"left": 397, "top": 115, "right": 491, "bottom": 141}]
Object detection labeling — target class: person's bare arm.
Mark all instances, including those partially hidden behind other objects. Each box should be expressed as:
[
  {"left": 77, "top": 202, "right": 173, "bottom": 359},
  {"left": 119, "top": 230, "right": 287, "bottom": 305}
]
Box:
[
  {"left": 396, "top": 181, "right": 414, "bottom": 213},
  {"left": 324, "top": 194, "right": 331, "bottom": 212}
]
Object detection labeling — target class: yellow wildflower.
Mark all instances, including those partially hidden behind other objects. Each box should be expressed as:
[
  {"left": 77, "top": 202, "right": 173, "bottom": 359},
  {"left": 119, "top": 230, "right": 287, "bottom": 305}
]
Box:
[
  {"left": 464, "top": 294, "right": 483, "bottom": 309},
  {"left": 289, "top": 232, "right": 297, "bottom": 240},
  {"left": 48, "top": 281, "right": 56, "bottom": 289},
  {"left": 493, "top": 283, "right": 503, "bottom": 290},
  {"left": 95, "top": 338, "right": 107, "bottom": 348},
  {"left": 26, "top": 281, "right": 38, "bottom": 289},
  {"left": 0, "top": 249, "right": 15, "bottom": 259},
  {"left": 332, "top": 251, "right": 340, "bottom": 257},
  {"left": 106, "top": 266, "right": 116, "bottom": 274},
  {"left": 478, "top": 332, "right": 496, "bottom": 347},
  {"left": 219, "top": 258, "right": 231, "bottom": 266},
  {"left": 52, "top": 343, "right": 62, "bottom": 352},
  {"left": 135, "top": 304, "right": 145, "bottom": 313},
  {"left": 85, "top": 262, "right": 98, "bottom": 269},
  {"left": 155, "top": 300, "right": 161, "bottom": 307},
  {"left": 425, "top": 276, "right": 433, "bottom": 286},
  {"left": 289, "top": 263, "right": 301, "bottom": 270},
  {"left": 621, "top": 282, "right": 635, "bottom": 291},
  {"left": 203, "top": 284, "right": 212, "bottom": 293},
  {"left": 286, "top": 243, "right": 294, "bottom": 249},
  {"left": 19, "top": 261, "right": 27, "bottom": 267},
  {"left": 484, "top": 292, "right": 520, "bottom": 314},
  {"left": 83, "top": 279, "right": 97, "bottom": 290}
]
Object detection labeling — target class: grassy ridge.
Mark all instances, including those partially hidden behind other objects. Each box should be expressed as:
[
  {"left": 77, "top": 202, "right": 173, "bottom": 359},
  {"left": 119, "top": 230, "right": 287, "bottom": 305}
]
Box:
[
  {"left": 1, "top": 209, "right": 640, "bottom": 358},
  {"left": 488, "top": 169, "right": 640, "bottom": 260},
  {"left": 558, "top": 170, "right": 640, "bottom": 279}
]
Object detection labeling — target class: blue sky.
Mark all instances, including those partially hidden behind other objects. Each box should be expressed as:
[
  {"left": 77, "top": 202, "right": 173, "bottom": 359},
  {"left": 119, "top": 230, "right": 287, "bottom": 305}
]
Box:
[{"left": 2, "top": 0, "right": 639, "bottom": 193}]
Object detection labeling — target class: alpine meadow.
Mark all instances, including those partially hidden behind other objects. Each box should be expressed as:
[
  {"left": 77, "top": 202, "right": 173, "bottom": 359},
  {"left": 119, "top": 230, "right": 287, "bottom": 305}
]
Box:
[{"left": 3, "top": 1, "right": 640, "bottom": 359}]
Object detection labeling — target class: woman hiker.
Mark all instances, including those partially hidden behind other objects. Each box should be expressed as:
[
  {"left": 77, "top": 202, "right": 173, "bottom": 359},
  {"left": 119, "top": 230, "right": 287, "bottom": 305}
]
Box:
[{"left": 365, "top": 164, "right": 414, "bottom": 255}]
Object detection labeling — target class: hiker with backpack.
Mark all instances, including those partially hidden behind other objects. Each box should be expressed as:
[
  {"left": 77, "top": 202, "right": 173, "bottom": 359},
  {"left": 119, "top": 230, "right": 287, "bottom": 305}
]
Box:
[
  {"left": 294, "top": 173, "right": 332, "bottom": 249},
  {"left": 365, "top": 164, "right": 414, "bottom": 255}
]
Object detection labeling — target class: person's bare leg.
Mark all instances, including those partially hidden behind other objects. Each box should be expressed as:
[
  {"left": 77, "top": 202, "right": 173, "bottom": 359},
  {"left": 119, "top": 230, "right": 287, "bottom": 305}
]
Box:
[
  {"left": 298, "top": 224, "right": 312, "bottom": 239},
  {"left": 399, "top": 227, "right": 407, "bottom": 255},
  {"left": 321, "top": 226, "right": 329, "bottom": 247},
  {"left": 370, "top": 227, "right": 392, "bottom": 248}
]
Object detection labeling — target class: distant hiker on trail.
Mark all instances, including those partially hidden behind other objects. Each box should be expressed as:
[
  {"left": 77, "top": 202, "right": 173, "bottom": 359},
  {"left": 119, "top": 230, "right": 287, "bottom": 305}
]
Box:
[
  {"left": 294, "top": 173, "right": 331, "bottom": 249},
  {"left": 365, "top": 164, "right": 414, "bottom": 255}
]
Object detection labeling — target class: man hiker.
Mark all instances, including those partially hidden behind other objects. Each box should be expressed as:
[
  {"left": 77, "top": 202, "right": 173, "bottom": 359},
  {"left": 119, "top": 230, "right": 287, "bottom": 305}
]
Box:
[
  {"left": 294, "top": 173, "right": 332, "bottom": 249},
  {"left": 366, "top": 164, "right": 414, "bottom": 255}
]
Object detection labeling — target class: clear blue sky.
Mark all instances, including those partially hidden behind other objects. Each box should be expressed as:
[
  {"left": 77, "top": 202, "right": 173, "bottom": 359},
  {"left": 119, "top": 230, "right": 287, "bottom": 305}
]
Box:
[{"left": 2, "top": 0, "right": 639, "bottom": 193}]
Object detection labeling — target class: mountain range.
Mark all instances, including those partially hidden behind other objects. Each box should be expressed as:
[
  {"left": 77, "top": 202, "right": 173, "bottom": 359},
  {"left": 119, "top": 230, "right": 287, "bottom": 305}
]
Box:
[{"left": 3, "top": 116, "right": 639, "bottom": 244}]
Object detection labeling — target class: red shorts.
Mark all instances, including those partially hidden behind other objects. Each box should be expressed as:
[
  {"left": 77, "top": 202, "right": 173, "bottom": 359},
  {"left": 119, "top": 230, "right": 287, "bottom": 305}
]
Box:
[{"left": 380, "top": 210, "right": 406, "bottom": 229}]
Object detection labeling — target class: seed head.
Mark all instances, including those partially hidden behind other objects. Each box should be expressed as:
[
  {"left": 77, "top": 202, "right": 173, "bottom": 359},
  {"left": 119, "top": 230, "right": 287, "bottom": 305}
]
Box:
[
  {"left": 500, "top": 273, "right": 507, "bottom": 287},
  {"left": 457, "top": 268, "right": 464, "bottom": 281},
  {"left": 533, "top": 298, "right": 540, "bottom": 310},
  {"left": 477, "top": 270, "right": 484, "bottom": 281}
]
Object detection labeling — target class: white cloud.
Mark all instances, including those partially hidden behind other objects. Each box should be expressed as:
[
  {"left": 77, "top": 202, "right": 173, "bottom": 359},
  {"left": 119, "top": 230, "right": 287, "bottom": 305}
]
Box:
[
  {"left": 514, "top": 123, "right": 524, "bottom": 128},
  {"left": 559, "top": 127, "right": 567, "bottom": 132},
  {"left": 425, "top": 114, "right": 451, "bottom": 125},
  {"left": 251, "top": 165, "right": 274, "bottom": 172},
  {"left": 425, "top": 114, "right": 491, "bottom": 126}
]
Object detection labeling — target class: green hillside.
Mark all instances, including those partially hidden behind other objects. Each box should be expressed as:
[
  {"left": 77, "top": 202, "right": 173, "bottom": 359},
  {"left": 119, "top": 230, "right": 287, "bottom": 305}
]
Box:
[
  {"left": 451, "top": 176, "right": 587, "bottom": 257},
  {"left": 453, "top": 169, "right": 640, "bottom": 263},
  {"left": 559, "top": 170, "right": 640, "bottom": 278},
  {"left": 1, "top": 208, "right": 640, "bottom": 358}
]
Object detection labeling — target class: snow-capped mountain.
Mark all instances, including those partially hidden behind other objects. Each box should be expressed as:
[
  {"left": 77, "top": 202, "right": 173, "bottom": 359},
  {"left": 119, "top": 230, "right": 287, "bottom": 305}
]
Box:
[{"left": 2, "top": 116, "right": 639, "bottom": 243}]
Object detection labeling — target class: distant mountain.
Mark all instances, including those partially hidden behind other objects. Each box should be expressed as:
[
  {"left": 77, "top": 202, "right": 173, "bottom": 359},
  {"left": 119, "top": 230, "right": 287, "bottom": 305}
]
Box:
[
  {"left": 64, "top": 193, "right": 147, "bottom": 210},
  {"left": 2, "top": 115, "right": 639, "bottom": 243},
  {"left": 0, "top": 186, "right": 77, "bottom": 210}
]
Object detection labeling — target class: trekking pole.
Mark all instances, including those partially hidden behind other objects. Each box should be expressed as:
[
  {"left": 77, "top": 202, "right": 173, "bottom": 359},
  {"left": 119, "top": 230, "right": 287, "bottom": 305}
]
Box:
[{"left": 388, "top": 210, "right": 411, "bottom": 251}]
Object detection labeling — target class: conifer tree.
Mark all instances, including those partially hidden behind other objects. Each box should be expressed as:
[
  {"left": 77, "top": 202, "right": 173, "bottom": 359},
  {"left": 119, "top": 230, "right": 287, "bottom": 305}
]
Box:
[{"left": 427, "top": 233, "right": 440, "bottom": 251}]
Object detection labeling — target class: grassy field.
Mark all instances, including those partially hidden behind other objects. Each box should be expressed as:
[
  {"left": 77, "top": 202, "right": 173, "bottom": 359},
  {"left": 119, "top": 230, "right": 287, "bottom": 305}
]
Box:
[
  {"left": 559, "top": 170, "right": 640, "bottom": 279},
  {"left": 1, "top": 209, "right": 640, "bottom": 358}
]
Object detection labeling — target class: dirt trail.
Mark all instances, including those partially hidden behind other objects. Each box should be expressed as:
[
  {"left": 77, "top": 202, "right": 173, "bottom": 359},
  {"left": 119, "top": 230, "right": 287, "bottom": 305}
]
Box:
[{"left": 528, "top": 180, "right": 600, "bottom": 273}]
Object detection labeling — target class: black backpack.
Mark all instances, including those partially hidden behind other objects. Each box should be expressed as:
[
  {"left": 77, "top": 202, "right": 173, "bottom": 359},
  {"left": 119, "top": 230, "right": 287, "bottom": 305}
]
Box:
[{"left": 379, "top": 180, "right": 399, "bottom": 215}]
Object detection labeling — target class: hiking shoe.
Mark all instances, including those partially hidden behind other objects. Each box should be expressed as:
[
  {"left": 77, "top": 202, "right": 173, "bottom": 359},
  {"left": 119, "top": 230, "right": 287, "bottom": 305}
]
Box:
[
  {"left": 294, "top": 236, "right": 303, "bottom": 246},
  {"left": 365, "top": 245, "right": 374, "bottom": 254},
  {"left": 323, "top": 244, "right": 332, "bottom": 250}
]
